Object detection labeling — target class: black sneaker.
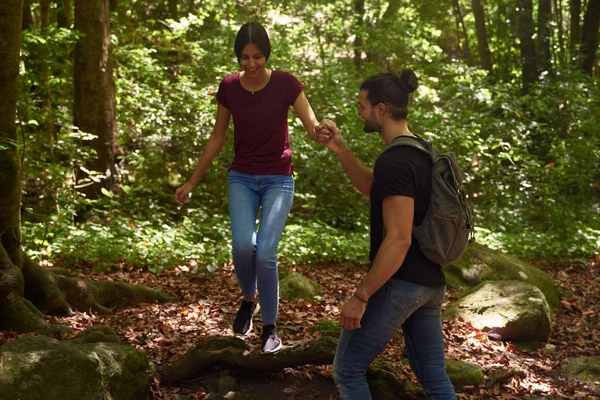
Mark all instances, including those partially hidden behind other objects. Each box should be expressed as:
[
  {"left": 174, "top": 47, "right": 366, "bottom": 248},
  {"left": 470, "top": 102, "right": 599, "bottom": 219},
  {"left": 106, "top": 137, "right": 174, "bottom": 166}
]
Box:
[
  {"left": 260, "top": 324, "right": 282, "bottom": 354},
  {"left": 232, "top": 300, "right": 260, "bottom": 335}
]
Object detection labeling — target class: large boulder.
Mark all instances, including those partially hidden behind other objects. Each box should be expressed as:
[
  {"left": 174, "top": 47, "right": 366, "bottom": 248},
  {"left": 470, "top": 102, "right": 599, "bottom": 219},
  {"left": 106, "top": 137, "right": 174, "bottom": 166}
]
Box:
[
  {"left": 444, "top": 280, "right": 552, "bottom": 342},
  {"left": 0, "top": 326, "right": 154, "bottom": 400},
  {"left": 445, "top": 244, "right": 559, "bottom": 309}
]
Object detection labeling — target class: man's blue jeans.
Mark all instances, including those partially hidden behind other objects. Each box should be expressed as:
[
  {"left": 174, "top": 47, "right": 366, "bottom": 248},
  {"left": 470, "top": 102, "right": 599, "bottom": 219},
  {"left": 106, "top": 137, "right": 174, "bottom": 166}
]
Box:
[
  {"left": 333, "top": 279, "right": 456, "bottom": 399},
  {"left": 227, "top": 170, "right": 294, "bottom": 325}
]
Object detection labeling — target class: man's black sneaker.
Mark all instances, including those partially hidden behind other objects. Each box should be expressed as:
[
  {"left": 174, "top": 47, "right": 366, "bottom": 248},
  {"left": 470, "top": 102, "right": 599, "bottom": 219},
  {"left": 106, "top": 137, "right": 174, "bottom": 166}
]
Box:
[
  {"left": 232, "top": 300, "right": 260, "bottom": 335},
  {"left": 260, "top": 324, "right": 282, "bottom": 354}
]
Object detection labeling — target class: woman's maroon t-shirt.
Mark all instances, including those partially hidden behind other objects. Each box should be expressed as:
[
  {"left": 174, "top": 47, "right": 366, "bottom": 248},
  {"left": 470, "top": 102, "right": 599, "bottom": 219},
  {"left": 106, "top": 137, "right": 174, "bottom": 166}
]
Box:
[{"left": 216, "top": 70, "right": 304, "bottom": 176}]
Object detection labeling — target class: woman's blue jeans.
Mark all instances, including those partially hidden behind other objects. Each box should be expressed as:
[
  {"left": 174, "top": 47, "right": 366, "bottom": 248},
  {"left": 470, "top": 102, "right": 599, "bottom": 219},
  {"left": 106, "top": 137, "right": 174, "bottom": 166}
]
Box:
[
  {"left": 227, "top": 170, "right": 294, "bottom": 325},
  {"left": 333, "top": 279, "right": 456, "bottom": 400}
]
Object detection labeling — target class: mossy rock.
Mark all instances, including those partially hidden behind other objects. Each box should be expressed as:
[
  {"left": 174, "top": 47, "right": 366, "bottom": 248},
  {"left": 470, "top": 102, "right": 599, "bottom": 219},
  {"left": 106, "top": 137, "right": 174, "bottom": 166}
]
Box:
[
  {"left": 279, "top": 268, "right": 321, "bottom": 301},
  {"left": 445, "top": 359, "right": 484, "bottom": 389},
  {"left": 444, "top": 280, "right": 552, "bottom": 342},
  {"left": 559, "top": 356, "right": 600, "bottom": 392},
  {"left": 367, "top": 359, "right": 426, "bottom": 399},
  {"left": 445, "top": 243, "right": 559, "bottom": 310},
  {"left": 312, "top": 319, "right": 342, "bottom": 338},
  {"left": 0, "top": 328, "right": 154, "bottom": 400}
]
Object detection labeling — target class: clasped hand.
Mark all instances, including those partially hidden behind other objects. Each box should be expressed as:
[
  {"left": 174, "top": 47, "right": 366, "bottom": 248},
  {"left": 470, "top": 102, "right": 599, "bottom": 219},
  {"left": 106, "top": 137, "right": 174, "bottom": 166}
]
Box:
[{"left": 314, "top": 119, "right": 344, "bottom": 153}]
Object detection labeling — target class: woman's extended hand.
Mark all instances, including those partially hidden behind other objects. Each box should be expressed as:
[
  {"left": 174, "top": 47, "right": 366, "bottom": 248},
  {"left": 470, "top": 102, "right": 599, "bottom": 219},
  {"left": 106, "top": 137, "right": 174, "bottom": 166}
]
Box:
[{"left": 174, "top": 182, "right": 196, "bottom": 205}]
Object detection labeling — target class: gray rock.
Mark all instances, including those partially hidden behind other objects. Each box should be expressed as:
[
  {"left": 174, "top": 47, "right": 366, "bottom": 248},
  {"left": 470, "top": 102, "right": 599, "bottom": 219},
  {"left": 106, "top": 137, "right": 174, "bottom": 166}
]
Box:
[
  {"left": 444, "top": 280, "right": 552, "bottom": 342},
  {"left": 444, "top": 244, "right": 559, "bottom": 310}
]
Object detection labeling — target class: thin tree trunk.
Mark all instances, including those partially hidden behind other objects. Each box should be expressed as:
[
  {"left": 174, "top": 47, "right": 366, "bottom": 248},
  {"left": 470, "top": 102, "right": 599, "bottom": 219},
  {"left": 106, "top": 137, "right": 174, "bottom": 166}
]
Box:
[
  {"left": 580, "top": 0, "right": 600, "bottom": 75},
  {"left": 569, "top": 0, "right": 582, "bottom": 60},
  {"left": 452, "top": 0, "right": 473, "bottom": 64},
  {"left": 57, "top": 0, "right": 71, "bottom": 28},
  {"left": 537, "top": 0, "right": 552, "bottom": 72},
  {"left": 74, "top": 0, "right": 121, "bottom": 199},
  {"left": 354, "top": 0, "right": 365, "bottom": 68},
  {"left": 516, "top": 0, "right": 537, "bottom": 91},
  {"left": 22, "top": 0, "right": 35, "bottom": 29},
  {"left": 553, "top": 0, "right": 565, "bottom": 66},
  {"left": 168, "top": 0, "right": 178, "bottom": 19},
  {"left": 471, "top": 0, "right": 493, "bottom": 71},
  {"left": 40, "top": 0, "right": 56, "bottom": 155}
]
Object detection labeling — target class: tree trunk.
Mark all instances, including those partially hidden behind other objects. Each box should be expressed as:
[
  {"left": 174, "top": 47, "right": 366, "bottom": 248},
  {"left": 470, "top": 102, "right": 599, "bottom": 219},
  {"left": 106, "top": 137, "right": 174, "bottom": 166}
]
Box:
[
  {"left": 57, "top": 0, "right": 71, "bottom": 28},
  {"left": 580, "top": 0, "right": 600, "bottom": 75},
  {"left": 1, "top": 0, "right": 170, "bottom": 335},
  {"left": 569, "top": 0, "right": 582, "bottom": 59},
  {"left": 516, "top": 0, "right": 537, "bottom": 91},
  {"left": 553, "top": 0, "right": 566, "bottom": 66},
  {"left": 452, "top": 0, "right": 473, "bottom": 64},
  {"left": 369, "top": 0, "right": 402, "bottom": 69},
  {"left": 40, "top": 0, "right": 56, "bottom": 155},
  {"left": 354, "top": 0, "right": 365, "bottom": 68},
  {"left": 74, "top": 0, "right": 121, "bottom": 199},
  {"left": 0, "top": 0, "right": 64, "bottom": 335},
  {"left": 21, "top": 0, "right": 35, "bottom": 29},
  {"left": 168, "top": 0, "right": 178, "bottom": 20},
  {"left": 471, "top": 0, "right": 493, "bottom": 71},
  {"left": 537, "top": 0, "right": 552, "bottom": 72}
]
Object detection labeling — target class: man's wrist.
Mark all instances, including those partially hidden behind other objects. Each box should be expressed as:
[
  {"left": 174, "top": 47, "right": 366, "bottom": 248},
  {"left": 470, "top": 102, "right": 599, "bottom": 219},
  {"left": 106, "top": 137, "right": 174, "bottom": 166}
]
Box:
[{"left": 353, "top": 292, "right": 368, "bottom": 304}]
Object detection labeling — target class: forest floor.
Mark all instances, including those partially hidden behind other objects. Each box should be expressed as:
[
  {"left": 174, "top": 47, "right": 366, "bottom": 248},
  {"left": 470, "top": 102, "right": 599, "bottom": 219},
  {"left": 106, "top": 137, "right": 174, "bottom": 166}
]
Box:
[{"left": 13, "top": 259, "right": 600, "bottom": 399}]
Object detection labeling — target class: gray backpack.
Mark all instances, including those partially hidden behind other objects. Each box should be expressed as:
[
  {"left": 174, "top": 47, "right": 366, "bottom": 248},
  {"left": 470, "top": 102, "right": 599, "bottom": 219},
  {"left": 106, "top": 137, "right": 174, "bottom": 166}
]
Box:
[{"left": 385, "top": 135, "right": 475, "bottom": 265}]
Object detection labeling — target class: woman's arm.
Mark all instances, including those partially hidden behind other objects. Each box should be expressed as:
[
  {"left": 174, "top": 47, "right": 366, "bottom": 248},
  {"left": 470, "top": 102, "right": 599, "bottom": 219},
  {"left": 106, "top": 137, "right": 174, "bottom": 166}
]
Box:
[
  {"left": 292, "top": 91, "right": 320, "bottom": 142},
  {"left": 174, "top": 103, "right": 231, "bottom": 204}
]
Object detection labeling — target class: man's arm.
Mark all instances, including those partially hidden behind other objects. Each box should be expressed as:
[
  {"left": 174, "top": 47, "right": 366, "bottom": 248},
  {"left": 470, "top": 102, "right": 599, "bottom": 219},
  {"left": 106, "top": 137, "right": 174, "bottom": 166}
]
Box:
[
  {"left": 340, "top": 195, "right": 414, "bottom": 330},
  {"left": 320, "top": 120, "right": 373, "bottom": 197}
]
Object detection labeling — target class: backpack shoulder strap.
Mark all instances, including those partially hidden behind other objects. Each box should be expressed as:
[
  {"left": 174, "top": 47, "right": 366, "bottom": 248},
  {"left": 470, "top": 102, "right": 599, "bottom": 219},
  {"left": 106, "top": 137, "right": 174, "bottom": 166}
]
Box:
[{"left": 386, "top": 135, "right": 433, "bottom": 159}]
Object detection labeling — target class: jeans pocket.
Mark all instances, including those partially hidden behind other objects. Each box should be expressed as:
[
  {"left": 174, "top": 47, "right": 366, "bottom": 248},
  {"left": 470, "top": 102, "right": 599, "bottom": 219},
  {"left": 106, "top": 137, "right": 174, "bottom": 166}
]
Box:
[{"left": 385, "top": 279, "right": 423, "bottom": 312}]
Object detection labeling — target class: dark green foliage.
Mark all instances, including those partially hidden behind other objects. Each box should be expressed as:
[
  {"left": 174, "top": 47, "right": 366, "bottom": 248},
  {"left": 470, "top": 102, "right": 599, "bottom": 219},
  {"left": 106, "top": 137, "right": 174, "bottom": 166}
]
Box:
[{"left": 16, "top": 0, "right": 599, "bottom": 273}]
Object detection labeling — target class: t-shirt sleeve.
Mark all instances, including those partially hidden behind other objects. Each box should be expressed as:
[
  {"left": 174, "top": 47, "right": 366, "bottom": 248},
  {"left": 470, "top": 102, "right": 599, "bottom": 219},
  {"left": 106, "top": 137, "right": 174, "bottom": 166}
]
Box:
[
  {"left": 374, "top": 148, "right": 418, "bottom": 199},
  {"left": 283, "top": 72, "right": 305, "bottom": 106},
  {"left": 216, "top": 77, "right": 229, "bottom": 109}
]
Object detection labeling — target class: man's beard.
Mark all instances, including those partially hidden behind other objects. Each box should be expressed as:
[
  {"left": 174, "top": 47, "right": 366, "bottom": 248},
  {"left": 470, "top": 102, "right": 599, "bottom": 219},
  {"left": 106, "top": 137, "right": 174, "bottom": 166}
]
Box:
[{"left": 362, "top": 113, "right": 381, "bottom": 133}]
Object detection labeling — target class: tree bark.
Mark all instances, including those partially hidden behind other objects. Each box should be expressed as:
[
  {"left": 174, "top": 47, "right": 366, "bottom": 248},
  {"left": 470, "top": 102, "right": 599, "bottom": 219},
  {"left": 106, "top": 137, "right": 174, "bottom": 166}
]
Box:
[
  {"left": 569, "top": 0, "right": 582, "bottom": 58},
  {"left": 21, "top": 0, "right": 35, "bottom": 30},
  {"left": 354, "top": 0, "right": 365, "bottom": 68},
  {"left": 580, "top": 0, "right": 600, "bottom": 75},
  {"left": 537, "top": 0, "right": 552, "bottom": 72},
  {"left": 516, "top": 0, "right": 537, "bottom": 91},
  {"left": 452, "top": 0, "right": 473, "bottom": 64},
  {"left": 471, "top": 0, "right": 493, "bottom": 71},
  {"left": 74, "top": 0, "right": 121, "bottom": 199},
  {"left": 57, "top": 0, "right": 71, "bottom": 28},
  {"left": 168, "top": 0, "right": 178, "bottom": 19},
  {"left": 553, "top": 0, "right": 565, "bottom": 66},
  {"left": 0, "top": 0, "right": 65, "bottom": 335}
]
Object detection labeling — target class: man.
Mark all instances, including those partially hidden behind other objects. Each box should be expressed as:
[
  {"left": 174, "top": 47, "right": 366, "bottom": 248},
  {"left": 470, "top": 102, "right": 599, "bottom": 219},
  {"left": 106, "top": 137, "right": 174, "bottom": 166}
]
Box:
[{"left": 317, "top": 69, "right": 457, "bottom": 399}]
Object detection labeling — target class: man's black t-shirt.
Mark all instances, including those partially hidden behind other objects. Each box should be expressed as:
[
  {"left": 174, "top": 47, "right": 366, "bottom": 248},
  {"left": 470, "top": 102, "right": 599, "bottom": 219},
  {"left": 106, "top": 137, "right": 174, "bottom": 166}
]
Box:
[{"left": 369, "top": 136, "right": 446, "bottom": 287}]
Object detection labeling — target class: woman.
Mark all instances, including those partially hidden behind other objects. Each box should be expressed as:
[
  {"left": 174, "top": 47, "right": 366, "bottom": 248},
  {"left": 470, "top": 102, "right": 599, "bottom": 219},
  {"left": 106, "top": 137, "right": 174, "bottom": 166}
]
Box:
[{"left": 175, "top": 22, "right": 326, "bottom": 354}]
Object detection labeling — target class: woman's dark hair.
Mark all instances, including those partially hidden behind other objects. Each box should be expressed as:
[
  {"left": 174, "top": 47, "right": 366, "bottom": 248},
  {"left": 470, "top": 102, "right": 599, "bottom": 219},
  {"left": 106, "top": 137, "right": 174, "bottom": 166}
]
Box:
[
  {"left": 234, "top": 22, "right": 271, "bottom": 62},
  {"left": 359, "top": 69, "right": 419, "bottom": 120}
]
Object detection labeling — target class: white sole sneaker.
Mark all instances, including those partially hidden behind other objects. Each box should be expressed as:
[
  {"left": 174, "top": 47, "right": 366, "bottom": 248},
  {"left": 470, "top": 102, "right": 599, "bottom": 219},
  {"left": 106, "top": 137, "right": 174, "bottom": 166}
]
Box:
[
  {"left": 261, "top": 341, "right": 283, "bottom": 354},
  {"left": 233, "top": 302, "right": 260, "bottom": 336}
]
